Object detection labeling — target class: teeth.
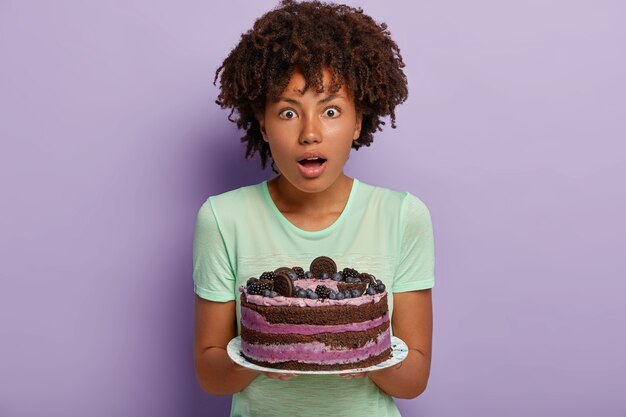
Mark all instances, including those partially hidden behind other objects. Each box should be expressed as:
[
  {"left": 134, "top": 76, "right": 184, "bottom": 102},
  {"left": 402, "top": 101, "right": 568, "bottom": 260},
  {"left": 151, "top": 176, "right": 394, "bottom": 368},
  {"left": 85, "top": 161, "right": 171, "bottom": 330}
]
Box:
[{"left": 307, "top": 157, "right": 319, "bottom": 160}]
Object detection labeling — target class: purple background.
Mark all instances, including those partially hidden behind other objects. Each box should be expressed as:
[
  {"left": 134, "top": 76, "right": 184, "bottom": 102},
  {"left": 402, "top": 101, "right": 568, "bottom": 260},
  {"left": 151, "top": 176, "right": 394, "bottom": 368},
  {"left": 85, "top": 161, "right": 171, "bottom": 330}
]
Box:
[{"left": 1, "top": 1, "right": 625, "bottom": 416}]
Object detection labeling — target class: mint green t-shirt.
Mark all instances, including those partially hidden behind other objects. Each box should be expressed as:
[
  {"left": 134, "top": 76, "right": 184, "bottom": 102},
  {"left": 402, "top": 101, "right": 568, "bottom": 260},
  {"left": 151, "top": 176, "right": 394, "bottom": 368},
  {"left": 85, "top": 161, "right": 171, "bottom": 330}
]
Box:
[{"left": 193, "top": 178, "right": 435, "bottom": 417}]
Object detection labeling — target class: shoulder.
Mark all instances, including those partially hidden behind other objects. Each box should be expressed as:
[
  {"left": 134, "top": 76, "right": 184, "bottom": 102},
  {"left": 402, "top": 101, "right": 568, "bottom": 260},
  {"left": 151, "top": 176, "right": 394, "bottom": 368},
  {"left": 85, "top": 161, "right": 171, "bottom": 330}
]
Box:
[
  {"left": 356, "top": 179, "right": 431, "bottom": 217},
  {"left": 199, "top": 181, "right": 265, "bottom": 214},
  {"left": 195, "top": 181, "right": 266, "bottom": 229},
  {"left": 206, "top": 181, "right": 265, "bottom": 206}
]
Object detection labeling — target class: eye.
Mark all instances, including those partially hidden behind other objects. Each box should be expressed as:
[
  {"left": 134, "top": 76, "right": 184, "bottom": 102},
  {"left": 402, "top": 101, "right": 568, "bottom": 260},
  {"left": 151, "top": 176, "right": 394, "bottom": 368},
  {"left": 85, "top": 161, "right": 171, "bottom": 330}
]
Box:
[
  {"left": 279, "top": 109, "right": 297, "bottom": 119},
  {"left": 323, "top": 107, "right": 341, "bottom": 118}
]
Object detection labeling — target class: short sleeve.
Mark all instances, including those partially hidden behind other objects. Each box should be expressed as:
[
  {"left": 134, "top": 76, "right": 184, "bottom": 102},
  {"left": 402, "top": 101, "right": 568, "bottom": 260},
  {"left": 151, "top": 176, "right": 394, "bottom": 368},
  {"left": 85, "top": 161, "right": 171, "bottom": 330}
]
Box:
[
  {"left": 393, "top": 194, "right": 435, "bottom": 292},
  {"left": 192, "top": 198, "right": 237, "bottom": 302}
]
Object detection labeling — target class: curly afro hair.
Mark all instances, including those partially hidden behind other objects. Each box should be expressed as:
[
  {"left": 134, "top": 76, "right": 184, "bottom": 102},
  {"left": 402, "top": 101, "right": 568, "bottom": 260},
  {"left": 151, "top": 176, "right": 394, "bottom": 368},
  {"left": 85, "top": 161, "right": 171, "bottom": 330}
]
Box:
[{"left": 214, "top": 0, "right": 408, "bottom": 169}]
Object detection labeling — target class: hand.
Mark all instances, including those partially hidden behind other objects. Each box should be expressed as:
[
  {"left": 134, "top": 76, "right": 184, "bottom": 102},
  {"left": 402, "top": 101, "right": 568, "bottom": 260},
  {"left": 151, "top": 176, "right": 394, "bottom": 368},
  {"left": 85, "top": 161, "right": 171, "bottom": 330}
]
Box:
[
  {"left": 262, "top": 371, "right": 299, "bottom": 381},
  {"left": 339, "top": 371, "right": 367, "bottom": 380},
  {"left": 338, "top": 361, "right": 402, "bottom": 380},
  {"left": 231, "top": 360, "right": 299, "bottom": 380}
]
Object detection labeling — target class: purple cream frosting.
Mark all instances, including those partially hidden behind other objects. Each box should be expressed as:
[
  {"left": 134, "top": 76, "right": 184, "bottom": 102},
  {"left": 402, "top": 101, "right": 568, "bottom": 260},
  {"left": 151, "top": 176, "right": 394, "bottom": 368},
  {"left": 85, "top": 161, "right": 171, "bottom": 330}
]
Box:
[{"left": 241, "top": 331, "right": 391, "bottom": 364}]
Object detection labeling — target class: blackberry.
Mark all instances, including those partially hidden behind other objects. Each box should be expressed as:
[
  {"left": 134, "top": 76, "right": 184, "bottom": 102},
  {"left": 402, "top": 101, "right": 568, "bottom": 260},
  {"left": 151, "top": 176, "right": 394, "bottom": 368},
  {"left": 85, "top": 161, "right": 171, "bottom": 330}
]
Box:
[
  {"left": 247, "top": 278, "right": 274, "bottom": 295},
  {"left": 342, "top": 268, "right": 359, "bottom": 279},
  {"left": 259, "top": 271, "right": 276, "bottom": 281},
  {"left": 292, "top": 267, "right": 305, "bottom": 280},
  {"left": 247, "top": 283, "right": 265, "bottom": 295},
  {"left": 315, "top": 285, "right": 332, "bottom": 299},
  {"left": 258, "top": 279, "right": 274, "bottom": 291}
]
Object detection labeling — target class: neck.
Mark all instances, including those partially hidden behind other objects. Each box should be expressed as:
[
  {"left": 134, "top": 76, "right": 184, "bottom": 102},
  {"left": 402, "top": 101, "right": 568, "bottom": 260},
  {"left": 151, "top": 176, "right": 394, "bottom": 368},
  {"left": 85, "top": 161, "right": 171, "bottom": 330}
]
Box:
[{"left": 268, "top": 174, "right": 354, "bottom": 214}]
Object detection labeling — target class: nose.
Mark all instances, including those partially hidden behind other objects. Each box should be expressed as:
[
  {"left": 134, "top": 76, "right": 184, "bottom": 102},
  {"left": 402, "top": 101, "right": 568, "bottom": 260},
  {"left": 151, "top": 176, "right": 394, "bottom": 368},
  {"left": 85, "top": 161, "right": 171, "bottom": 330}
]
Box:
[{"left": 298, "top": 114, "right": 321, "bottom": 145}]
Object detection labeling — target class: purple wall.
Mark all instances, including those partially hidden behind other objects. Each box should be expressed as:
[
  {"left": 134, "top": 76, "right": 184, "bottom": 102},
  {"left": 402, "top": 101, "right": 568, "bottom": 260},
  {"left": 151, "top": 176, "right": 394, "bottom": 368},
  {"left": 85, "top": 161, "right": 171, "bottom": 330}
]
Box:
[{"left": 1, "top": 1, "right": 625, "bottom": 416}]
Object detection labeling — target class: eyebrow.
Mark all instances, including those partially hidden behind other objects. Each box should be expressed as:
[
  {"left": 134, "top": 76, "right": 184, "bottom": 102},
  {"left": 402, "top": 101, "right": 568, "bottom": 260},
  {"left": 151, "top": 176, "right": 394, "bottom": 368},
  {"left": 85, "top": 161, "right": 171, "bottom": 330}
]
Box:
[{"left": 277, "top": 94, "right": 343, "bottom": 105}]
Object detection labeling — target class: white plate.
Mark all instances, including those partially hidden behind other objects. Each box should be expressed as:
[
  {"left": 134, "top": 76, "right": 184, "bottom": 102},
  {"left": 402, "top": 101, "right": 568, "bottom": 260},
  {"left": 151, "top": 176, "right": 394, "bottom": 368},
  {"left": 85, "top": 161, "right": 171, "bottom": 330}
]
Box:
[{"left": 227, "top": 335, "right": 408, "bottom": 375}]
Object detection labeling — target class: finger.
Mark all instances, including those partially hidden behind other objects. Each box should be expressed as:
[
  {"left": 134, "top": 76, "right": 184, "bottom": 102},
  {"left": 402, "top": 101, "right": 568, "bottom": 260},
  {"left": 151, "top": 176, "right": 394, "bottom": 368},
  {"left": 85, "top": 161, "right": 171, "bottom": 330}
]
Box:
[
  {"left": 339, "top": 372, "right": 365, "bottom": 379},
  {"left": 231, "top": 362, "right": 260, "bottom": 374},
  {"left": 263, "top": 372, "right": 298, "bottom": 380}
]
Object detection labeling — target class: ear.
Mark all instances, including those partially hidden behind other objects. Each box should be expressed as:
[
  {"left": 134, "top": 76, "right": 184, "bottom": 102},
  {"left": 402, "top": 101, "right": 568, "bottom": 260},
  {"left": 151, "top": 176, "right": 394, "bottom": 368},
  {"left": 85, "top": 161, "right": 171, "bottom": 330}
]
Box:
[{"left": 353, "top": 111, "right": 363, "bottom": 141}]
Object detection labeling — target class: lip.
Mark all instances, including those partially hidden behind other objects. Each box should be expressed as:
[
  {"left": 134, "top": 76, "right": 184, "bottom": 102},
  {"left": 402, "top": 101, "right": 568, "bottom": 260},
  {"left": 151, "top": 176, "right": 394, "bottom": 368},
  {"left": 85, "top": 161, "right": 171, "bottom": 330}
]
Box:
[
  {"left": 296, "top": 151, "right": 327, "bottom": 179},
  {"left": 296, "top": 151, "right": 327, "bottom": 162}
]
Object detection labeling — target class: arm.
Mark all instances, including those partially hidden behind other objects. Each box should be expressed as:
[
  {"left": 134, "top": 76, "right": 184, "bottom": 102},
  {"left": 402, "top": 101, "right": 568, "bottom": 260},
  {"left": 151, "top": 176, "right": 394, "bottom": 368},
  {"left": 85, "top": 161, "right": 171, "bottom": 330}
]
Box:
[
  {"left": 367, "top": 289, "right": 433, "bottom": 399},
  {"left": 194, "top": 295, "right": 297, "bottom": 395},
  {"left": 194, "top": 295, "right": 259, "bottom": 395}
]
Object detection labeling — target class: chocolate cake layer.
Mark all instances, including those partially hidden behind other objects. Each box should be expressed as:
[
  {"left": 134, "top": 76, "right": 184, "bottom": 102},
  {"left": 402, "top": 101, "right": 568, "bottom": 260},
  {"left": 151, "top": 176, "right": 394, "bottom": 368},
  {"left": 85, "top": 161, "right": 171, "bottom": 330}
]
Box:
[
  {"left": 241, "top": 293, "right": 389, "bottom": 325},
  {"left": 241, "top": 320, "right": 390, "bottom": 349},
  {"left": 241, "top": 306, "right": 389, "bottom": 336},
  {"left": 241, "top": 347, "right": 393, "bottom": 371}
]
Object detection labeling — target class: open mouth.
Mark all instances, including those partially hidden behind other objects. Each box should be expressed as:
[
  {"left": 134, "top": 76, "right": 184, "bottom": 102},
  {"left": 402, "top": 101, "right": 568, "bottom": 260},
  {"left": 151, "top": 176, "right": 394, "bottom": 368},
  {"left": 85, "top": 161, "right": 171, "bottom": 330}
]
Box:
[{"left": 297, "top": 156, "right": 327, "bottom": 167}]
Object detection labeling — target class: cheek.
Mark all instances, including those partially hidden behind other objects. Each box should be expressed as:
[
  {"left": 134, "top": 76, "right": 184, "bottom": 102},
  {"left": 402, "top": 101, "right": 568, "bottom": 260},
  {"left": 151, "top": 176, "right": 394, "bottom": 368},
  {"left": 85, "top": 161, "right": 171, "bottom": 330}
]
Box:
[
  {"left": 331, "top": 123, "right": 359, "bottom": 151},
  {"left": 265, "top": 126, "right": 296, "bottom": 161},
  {"left": 266, "top": 120, "right": 297, "bottom": 142},
  {"left": 339, "top": 140, "right": 354, "bottom": 160}
]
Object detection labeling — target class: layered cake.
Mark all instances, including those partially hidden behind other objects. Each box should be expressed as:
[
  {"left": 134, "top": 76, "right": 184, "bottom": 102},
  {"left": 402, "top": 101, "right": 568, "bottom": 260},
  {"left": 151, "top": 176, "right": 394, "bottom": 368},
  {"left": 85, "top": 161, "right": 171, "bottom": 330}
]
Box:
[{"left": 239, "top": 256, "right": 392, "bottom": 371}]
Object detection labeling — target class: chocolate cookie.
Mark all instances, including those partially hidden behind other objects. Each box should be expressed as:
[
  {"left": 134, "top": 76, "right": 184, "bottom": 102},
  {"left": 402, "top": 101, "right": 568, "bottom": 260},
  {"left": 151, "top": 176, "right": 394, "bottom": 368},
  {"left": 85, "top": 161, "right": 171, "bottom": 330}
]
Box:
[
  {"left": 359, "top": 273, "right": 377, "bottom": 288},
  {"left": 309, "top": 256, "right": 337, "bottom": 278},
  {"left": 274, "top": 266, "right": 294, "bottom": 277},
  {"left": 337, "top": 282, "right": 367, "bottom": 296},
  {"left": 273, "top": 271, "right": 295, "bottom": 297}
]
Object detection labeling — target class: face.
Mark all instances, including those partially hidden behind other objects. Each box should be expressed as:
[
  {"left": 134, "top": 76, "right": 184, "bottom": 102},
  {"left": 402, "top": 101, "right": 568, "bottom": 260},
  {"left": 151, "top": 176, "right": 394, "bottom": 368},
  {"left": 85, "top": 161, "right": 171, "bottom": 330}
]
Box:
[{"left": 259, "top": 68, "right": 362, "bottom": 194}]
